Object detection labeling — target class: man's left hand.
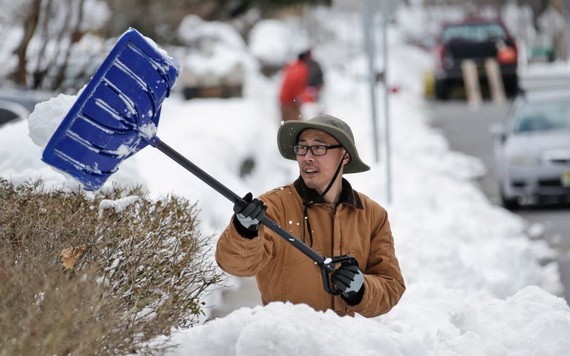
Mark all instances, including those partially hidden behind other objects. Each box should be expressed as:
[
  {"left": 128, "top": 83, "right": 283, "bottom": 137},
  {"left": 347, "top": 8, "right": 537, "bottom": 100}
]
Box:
[{"left": 332, "top": 262, "right": 364, "bottom": 300}]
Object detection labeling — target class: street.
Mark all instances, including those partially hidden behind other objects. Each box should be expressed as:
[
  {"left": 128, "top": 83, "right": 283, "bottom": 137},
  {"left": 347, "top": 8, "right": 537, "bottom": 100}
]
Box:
[{"left": 427, "top": 99, "right": 570, "bottom": 304}]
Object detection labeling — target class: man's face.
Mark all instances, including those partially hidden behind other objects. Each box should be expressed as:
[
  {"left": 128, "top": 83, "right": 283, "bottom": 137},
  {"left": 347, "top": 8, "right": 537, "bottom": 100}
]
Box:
[{"left": 296, "top": 129, "right": 347, "bottom": 194}]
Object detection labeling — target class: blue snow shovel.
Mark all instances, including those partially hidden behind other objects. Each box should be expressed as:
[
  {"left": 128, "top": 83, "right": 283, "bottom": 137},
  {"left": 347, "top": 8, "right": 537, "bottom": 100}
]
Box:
[{"left": 42, "top": 28, "right": 356, "bottom": 295}]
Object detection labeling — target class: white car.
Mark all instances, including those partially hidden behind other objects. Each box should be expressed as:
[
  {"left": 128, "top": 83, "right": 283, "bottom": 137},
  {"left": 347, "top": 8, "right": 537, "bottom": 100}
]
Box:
[{"left": 491, "top": 87, "right": 570, "bottom": 209}]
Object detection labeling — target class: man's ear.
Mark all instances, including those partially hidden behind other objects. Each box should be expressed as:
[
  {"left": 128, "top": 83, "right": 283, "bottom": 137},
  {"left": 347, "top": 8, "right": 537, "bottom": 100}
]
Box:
[{"left": 343, "top": 152, "right": 350, "bottom": 165}]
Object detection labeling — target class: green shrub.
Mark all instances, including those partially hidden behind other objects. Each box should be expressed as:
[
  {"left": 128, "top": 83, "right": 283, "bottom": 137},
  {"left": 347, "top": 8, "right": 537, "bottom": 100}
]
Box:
[{"left": 0, "top": 179, "right": 223, "bottom": 355}]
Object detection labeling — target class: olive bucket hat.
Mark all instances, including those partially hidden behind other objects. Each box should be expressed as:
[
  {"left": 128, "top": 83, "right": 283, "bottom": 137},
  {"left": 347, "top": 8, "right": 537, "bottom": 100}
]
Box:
[{"left": 277, "top": 114, "right": 370, "bottom": 174}]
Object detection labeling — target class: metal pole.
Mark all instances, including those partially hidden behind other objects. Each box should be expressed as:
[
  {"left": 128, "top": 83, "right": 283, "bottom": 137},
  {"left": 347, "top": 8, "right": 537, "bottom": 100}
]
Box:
[
  {"left": 363, "top": 0, "right": 379, "bottom": 163},
  {"left": 382, "top": 1, "right": 392, "bottom": 204}
]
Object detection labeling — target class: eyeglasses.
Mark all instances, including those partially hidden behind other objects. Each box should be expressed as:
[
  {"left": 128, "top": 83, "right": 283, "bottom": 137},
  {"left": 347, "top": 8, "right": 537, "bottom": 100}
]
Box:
[{"left": 293, "top": 144, "right": 343, "bottom": 156}]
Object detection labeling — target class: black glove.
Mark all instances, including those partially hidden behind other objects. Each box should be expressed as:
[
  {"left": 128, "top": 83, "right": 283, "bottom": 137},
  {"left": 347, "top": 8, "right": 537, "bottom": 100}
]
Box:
[
  {"left": 233, "top": 192, "right": 266, "bottom": 232},
  {"left": 332, "top": 260, "right": 365, "bottom": 305}
]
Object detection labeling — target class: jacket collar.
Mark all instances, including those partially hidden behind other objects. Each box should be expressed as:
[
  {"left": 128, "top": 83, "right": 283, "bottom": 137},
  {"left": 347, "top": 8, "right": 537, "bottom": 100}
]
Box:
[{"left": 293, "top": 176, "right": 363, "bottom": 209}]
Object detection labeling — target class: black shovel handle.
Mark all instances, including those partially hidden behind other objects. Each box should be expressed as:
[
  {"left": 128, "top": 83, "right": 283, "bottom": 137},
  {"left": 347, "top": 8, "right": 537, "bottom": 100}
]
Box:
[{"left": 151, "top": 138, "right": 333, "bottom": 271}]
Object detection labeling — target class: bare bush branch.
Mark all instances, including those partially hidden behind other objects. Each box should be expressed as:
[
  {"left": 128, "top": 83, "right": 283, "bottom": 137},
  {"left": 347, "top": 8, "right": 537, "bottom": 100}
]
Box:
[{"left": 0, "top": 179, "right": 223, "bottom": 354}]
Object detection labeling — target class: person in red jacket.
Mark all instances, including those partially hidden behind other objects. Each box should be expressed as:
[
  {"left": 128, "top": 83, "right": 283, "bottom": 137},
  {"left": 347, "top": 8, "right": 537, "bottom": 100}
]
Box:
[{"left": 278, "top": 50, "right": 311, "bottom": 122}]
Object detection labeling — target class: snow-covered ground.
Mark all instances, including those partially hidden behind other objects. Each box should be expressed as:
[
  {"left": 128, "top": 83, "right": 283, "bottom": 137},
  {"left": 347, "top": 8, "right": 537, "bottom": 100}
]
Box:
[{"left": 2, "top": 4, "right": 570, "bottom": 355}]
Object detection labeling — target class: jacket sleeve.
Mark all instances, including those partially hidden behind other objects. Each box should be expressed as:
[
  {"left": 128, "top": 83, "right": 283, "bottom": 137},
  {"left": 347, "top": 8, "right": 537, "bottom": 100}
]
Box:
[
  {"left": 347, "top": 207, "right": 406, "bottom": 318},
  {"left": 215, "top": 204, "right": 277, "bottom": 277}
]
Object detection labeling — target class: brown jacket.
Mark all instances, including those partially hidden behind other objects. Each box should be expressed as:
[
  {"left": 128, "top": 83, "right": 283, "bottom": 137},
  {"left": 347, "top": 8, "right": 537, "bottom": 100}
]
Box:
[{"left": 215, "top": 177, "right": 405, "bottom": 317}]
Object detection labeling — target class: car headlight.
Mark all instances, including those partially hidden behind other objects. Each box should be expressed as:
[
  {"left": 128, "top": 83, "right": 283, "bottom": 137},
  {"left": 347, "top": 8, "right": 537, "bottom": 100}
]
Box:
[{"left": 542, "top": 149, "right": 570, "bottom": 164}]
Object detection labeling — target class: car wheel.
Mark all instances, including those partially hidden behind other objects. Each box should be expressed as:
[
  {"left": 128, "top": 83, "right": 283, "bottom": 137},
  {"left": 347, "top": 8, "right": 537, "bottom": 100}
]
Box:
[
  {"left": 503, "top": 77, "right": 519, "bottom": 97},
  {"left": 435, "top": 79, "right": 449, "bottom": 100},
  {"left": 500, "top": 191, "right": 520, "bottom": 210}
]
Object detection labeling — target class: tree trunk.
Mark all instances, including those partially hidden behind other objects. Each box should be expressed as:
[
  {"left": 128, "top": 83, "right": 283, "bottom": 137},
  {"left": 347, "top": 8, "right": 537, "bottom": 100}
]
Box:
[{"left": 14, "top": 0, "right": 42, "bottom": 87}]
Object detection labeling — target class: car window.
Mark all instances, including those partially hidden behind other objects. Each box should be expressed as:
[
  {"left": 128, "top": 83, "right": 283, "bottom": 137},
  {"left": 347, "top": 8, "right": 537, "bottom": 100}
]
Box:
[
  {"left": 0, "top": 107, "right": 20, "bottom": 124},
  {"left": 514, "top": 101, "right": 570, "bottom": 133},
  {"left": 0, "top": 100, "right": 30, "bottom": 126},
  {"left": 441, "top": 23, "right": 507, "bottom": 43}
]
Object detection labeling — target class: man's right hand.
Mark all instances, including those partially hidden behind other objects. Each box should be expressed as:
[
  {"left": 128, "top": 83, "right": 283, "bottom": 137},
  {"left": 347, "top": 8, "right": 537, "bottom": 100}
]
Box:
[{"left": 233, "top": 192, "right": 266, "bottom": 231}]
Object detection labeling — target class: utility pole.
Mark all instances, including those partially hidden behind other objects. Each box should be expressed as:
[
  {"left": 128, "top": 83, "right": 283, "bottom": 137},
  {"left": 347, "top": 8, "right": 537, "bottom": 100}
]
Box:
[
  {"left": 362, "top": 0, "right": 379, "bottom": 163},
  {"left": 381, "top": 0, "right": 392, "bottom": 204},
  {"left": 362, "top": 0, "right": 392, "bottom": 204}
]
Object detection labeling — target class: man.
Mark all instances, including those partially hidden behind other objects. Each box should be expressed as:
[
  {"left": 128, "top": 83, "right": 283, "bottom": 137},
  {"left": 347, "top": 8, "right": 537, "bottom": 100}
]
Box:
[{"left": 216, "top": 114, "right": 405, "bottom": 317}]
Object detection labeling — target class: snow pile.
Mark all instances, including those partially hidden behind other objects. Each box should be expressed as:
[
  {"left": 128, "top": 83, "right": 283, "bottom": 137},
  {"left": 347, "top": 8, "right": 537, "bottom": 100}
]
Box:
[
  {"left": 167, "top": 286, "right": 570, "bottom": 356},
  {"left": 27, "top": 94, "right": 77, "bottom": 147}
]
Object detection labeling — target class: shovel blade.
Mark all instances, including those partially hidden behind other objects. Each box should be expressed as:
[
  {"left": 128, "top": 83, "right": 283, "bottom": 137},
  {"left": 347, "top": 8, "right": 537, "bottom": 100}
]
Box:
[{"left": 42, "top": 28, "right": 180, "bottom": 190}]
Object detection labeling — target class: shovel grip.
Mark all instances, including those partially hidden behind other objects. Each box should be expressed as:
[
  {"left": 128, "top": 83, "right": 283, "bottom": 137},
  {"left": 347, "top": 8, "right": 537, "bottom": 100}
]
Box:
[{"left": 320, "top": 255, "right": 358, "bottom": 295}]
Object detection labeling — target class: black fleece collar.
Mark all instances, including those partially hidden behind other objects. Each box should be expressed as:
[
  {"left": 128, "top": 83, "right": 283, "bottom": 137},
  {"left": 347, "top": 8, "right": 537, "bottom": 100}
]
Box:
[{"left": 293, "top": 176, "right": 364, "bottom": 209}]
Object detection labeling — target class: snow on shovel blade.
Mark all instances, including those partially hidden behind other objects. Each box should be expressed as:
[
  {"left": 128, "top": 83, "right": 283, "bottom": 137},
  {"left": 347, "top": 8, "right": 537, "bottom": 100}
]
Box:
[{"left": 42, "top": 27, "right": 180, "bottom": 190}]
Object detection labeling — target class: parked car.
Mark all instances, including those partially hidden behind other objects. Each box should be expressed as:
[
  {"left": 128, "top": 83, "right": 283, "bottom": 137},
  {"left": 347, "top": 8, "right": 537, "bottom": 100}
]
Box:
[
  {"left": 490, "top": 86, "right": 570, "bottom": 209},
  {"left": 176, "top": 15, "right": 254, "bottom": 100},
  {"left": 434, "top": 17, "right": 519, "bottom": 100},
  {"left": 0, "top": 88, "right": 54, "bottom": 127}
]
